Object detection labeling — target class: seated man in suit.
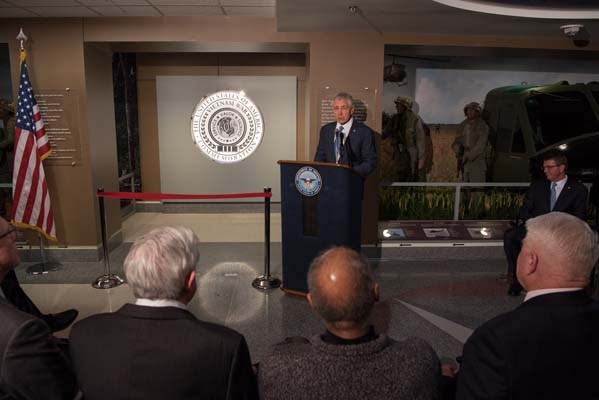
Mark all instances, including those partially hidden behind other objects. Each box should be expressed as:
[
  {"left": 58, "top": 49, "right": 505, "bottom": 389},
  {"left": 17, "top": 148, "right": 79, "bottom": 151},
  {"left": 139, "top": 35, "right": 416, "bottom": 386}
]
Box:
[
  {"left": 504, "top": 151, "right": 588, "bottom": 295},
  {"left": 314, "top": 92, "right": 377, "bottom": 178},
  {"left": 0, "top": 216, "right": 77, "bottom": 400},
  {"left": 259, "top": 247, "right": 441, "bottom": 400},
  {"left": 70, "top": 226, "right": 258, "bottom": 400},
  {"left": 458, "top": 212, "right": 599, "bottom": 400}
]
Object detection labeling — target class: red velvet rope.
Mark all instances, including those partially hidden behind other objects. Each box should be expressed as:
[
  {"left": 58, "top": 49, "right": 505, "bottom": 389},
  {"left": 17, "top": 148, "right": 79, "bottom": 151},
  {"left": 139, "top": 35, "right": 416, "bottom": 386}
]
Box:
[{"left": 96, "top": 191, "right": 272, "bottom": 200}]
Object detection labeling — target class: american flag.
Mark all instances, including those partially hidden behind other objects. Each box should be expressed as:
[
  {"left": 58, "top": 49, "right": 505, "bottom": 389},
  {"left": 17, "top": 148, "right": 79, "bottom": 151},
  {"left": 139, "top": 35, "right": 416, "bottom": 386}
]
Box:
[{"left": 11, "top": 49, "right": 56, "bottom": 240}]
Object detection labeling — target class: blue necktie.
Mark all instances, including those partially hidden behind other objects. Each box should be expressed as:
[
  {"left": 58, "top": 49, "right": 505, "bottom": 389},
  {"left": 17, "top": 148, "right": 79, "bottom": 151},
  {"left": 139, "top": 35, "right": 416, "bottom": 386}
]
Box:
[
  {"left": 550, "top": 182, "right": 557, "bottom": 210},
  {"left": 335, "top": 126, "right": 344, "bottom": 164}
]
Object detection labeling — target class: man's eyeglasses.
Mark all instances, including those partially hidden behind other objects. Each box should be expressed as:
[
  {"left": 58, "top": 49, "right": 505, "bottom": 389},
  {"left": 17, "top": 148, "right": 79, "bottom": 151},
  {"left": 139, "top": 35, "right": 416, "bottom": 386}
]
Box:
[
  {"left": 0, "top": 225, "right": 17, "bottom": 240},
  {"left": 542, "top": 164, "right": 562, "bottom": 170}
]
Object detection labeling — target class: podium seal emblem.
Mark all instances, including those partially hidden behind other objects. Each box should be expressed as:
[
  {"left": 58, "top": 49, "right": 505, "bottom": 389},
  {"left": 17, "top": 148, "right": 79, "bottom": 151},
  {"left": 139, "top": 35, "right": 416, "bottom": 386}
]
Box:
[
  {"left": 295, "top": 166, "right": 322, "bottom": 196},
  {"left": 191, "top": 90, "right": 264, "bottom": 163}
]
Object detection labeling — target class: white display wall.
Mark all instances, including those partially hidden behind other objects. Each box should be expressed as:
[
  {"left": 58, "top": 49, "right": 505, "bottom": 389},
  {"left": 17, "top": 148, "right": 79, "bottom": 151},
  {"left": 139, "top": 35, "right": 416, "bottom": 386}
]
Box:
[{"left": 156, "top": 75, "right": 297, "bottom": 202}]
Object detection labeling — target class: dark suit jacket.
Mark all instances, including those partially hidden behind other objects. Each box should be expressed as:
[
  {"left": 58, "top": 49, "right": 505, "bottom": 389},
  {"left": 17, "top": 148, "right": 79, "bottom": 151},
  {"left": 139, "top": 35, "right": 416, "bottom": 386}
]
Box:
[
  {"left": 0, "top": 269, "right": 43, "bottom": 318},
  {"left": 457, "top": 290, "right": 599, "bottom": 400},
  {"left": 0, "top": 298, "right": 76, "bottom": 400},
  {"left": 519, "top": 177, "right": 588, "bottom": 221},
  {"left": 70, "top": 303, "right": 258, "bottom": 400},
  {"left": 314, "top": 120, "right": 377, "bottom": 178}
]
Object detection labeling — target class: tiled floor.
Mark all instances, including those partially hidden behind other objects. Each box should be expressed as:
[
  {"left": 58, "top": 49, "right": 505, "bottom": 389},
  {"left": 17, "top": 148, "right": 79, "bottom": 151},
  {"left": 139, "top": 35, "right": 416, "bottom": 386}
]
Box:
[{"left": 17, "top": 212, "right": 520, "bottom": 364}]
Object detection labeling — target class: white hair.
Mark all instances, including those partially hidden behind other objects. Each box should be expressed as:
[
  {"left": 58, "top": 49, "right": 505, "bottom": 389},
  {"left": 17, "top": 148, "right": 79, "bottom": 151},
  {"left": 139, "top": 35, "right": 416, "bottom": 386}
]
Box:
[
  {"left": 525, "top": 212, "right": 598, "bottom": 280},
  {"left": 124, "top": 226, "right": 200, "bottom": 300},
  {"left": 333, "top": 92, "right": 354, "bottom": 108}
]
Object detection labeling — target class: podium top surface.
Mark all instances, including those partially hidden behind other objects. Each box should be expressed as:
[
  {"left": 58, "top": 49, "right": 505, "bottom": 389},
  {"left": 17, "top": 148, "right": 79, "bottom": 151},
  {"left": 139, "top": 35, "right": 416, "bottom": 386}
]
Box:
[{"left": 277, "top": 160, "right": 357, "bottom": 174}]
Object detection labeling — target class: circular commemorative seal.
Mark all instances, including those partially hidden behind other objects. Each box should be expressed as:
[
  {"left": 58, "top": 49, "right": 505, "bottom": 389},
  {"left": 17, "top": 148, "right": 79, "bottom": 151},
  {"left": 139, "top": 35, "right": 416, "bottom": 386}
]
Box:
[
  {"left": 191, "top": 90, "right": 264, "bottom": 164},
  {"left": 295, "top": 166, "right": 322, "bottom": 197}
]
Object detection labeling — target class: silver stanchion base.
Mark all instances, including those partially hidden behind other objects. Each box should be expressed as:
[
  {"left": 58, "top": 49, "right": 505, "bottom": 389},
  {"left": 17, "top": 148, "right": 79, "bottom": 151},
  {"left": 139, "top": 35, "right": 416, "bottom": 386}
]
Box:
[
  {"left": 252, "top": 275, "right": 281, "bottom": 290},
  {"left": 26, "top": 262, "right": 62, "bottom": 275},
  {"left": 92, "top": 274, "right": 125, "bottom": 289}
]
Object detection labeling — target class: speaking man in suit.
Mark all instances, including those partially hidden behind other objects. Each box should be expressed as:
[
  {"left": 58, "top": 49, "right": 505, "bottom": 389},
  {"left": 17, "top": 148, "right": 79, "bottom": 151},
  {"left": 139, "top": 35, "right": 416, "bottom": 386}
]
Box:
[
  {"left": 70, "top": 226, "right": 258, "bottom": 400},
  {"left": 504, "top": 151, "right": 588, "bottom": 295},
  {"left": 0, "top": 216, "right": 77, "bottom": 400},
  {"left": 457, "top": 212, "right": 599, "bottom": 400},
  {"left": 314, "top": 92, "right": 377, "bottom": 178}
]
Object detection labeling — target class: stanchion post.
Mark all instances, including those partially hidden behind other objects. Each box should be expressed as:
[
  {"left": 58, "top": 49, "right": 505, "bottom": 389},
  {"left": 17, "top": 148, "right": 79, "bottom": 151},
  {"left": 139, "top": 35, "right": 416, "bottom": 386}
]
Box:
[
  {"left": 92, "top": 188, "right": 125, "bottom": 289},
  {"left": 252, "top": 187, "right": 281, "bottom": 290}
]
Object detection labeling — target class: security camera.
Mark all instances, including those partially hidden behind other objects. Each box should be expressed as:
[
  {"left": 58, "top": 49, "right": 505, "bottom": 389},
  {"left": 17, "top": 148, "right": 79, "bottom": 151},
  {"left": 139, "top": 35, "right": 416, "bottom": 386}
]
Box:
[{"left": 560, "top": 24, "right": 590, "bottom": 48}]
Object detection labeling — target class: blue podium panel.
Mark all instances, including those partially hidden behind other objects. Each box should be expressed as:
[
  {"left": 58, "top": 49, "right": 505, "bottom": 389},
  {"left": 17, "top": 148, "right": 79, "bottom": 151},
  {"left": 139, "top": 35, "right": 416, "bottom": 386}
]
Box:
[{"left": 279, "top": 161, "right": 363, "bottom": 293}]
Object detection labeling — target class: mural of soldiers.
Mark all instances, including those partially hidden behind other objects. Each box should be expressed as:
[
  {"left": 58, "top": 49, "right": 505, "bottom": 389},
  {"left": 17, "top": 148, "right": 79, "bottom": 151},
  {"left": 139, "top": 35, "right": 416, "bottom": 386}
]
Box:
[
  {"left": 382, "top": 96, "right": 426, "bottom": 181},
  {"left": 0, "top": 99, "right": 15, "bottom": 218},
  {"left": 452, "top": 102, "right": 489, "bottom": 182},
  {"left": 421, "top": 119, "right": 434, "bottom": 181}
]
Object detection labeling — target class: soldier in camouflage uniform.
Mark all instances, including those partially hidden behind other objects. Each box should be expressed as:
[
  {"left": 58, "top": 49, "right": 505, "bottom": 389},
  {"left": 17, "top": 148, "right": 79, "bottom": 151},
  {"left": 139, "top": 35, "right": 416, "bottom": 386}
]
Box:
[
  {"left": 452, "top": 102, "right": 489, "bottom": 182},
  {"left": 382, "top": 96, "right": 426, "bottom": 182}
]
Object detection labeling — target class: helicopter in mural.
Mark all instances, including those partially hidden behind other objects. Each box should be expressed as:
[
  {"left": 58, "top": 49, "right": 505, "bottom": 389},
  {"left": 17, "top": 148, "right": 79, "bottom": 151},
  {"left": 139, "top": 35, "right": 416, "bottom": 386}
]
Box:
[{"left": 383, "top": 55, "right": 407, "bottom": 86}]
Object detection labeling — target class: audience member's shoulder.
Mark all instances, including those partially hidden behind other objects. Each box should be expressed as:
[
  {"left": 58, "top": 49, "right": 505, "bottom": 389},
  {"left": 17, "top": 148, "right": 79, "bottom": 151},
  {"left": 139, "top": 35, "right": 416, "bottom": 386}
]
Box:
[
  {"left": 192, "top": 318, "right": 247, "bottom": 341},
  {"left": 0, "top": 301, "right": 40, "bottom": 331},
  {"left": 70, "top": 310, "right": 118, "bottom": 333},
  {"left": 264, "top": 336, "right": 311, "bottom": 356},
  {"left": 394, "top": 336, "right": 440, "bottom": 363},
  {"left": 466, "top": 307, "right": 526, "bottom": 344},
  {"left": 260, "top": 336, "right": 314, "bottom": 370}
]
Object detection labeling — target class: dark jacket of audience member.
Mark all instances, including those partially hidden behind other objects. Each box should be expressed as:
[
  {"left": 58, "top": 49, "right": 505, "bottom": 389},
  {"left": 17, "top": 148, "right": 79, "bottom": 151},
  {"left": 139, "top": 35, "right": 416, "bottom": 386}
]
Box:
[
  {"left": 0, "top": 298, "right": 77, "bottom": 400},
  {"left": 70, "top": 304, "right": 255, "bottom": 400},
  {"left": 0, "top": 216, "right": 77, "bottom": 400},
  {"left": 458, "top": 212, "right": 599, "bottom": 400}
]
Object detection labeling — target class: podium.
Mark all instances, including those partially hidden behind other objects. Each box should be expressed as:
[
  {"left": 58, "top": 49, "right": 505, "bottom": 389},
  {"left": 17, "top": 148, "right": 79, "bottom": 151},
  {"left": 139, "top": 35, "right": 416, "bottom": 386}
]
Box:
[{"left": 278, "top": 160, "right": 363, "bottom": 294}]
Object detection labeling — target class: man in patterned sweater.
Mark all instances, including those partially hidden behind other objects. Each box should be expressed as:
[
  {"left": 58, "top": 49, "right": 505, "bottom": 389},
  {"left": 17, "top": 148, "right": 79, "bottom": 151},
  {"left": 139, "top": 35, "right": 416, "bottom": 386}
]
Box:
[{"left": 258, "top": 247, "right": 441, "bottom": 400}]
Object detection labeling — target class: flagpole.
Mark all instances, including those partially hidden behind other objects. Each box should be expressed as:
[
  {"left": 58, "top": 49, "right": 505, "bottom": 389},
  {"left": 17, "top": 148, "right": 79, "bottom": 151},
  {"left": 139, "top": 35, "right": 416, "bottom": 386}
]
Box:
[
  {"left": 16, "top": 28, "right": 27, "bottom": 50},
  {"left": 13, "top": 28, "right": 63, "bottom": 275}
]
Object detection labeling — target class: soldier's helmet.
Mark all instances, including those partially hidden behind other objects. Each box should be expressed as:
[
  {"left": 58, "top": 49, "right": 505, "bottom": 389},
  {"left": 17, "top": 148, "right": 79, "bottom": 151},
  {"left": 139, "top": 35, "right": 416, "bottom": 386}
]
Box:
[
  {"left": 463, "top": 101, "right": 482, "bottom": 115},
  {"left": 394, "top": 96, "right": 413, "bottom": 110},
  {"left": 0, "top": 99, "right": 15, "bottom": 115}
]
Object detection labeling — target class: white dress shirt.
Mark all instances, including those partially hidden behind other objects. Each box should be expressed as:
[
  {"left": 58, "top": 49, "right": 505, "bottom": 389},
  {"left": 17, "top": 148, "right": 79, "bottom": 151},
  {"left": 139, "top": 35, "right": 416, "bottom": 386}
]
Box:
[
  {"left": 335, "top": 117, "right": 353, "bottom": 142},
  {"left": 135, "top": 298, "right": 187, "bottom": 310}
]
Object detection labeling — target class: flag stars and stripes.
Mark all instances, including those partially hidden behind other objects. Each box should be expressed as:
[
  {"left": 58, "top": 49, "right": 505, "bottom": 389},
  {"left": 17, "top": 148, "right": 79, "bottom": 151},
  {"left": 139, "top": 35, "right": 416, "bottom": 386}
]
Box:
[{"left": 11, "top": 52, "right": 56, "bottom": 240}]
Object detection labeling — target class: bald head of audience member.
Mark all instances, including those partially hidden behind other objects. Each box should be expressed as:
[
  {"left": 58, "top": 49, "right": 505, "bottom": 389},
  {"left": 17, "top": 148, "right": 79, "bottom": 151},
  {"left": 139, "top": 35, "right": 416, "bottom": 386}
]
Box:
[
  {"left": 517, "top": 212, "right": 599, "bottom": 292},
  {"left": 124, "top": 226, "right": 200, "bottom": 304},
  {"left": 307, "top": 247, "right": 379, "bottom": 339}
]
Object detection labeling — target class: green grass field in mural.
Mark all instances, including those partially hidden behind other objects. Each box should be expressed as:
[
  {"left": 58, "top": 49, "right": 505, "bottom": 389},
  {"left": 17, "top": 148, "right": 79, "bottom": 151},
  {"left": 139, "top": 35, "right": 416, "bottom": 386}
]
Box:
[{"left": 380, "top": 186, "right": 598, "bottom": 223}]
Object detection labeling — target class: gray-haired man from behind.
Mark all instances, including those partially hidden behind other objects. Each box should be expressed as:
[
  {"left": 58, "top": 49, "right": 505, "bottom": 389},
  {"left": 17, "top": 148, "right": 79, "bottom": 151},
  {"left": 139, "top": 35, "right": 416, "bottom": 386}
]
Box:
[
  {"left": 70, "top": 226, "right": 258, "bottom": 400},
  {"left": 457, "top": 212, "right": 599, "bottom": 400},
  {"left": 259, "top": 247, "right": 441, "bottom": 400}
]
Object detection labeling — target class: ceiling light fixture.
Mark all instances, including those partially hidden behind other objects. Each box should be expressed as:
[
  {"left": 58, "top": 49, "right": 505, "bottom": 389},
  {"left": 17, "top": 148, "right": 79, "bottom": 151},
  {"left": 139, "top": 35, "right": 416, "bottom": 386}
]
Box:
[{"left": 431, "top": 0, "right": 599, "bottom": 19}]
